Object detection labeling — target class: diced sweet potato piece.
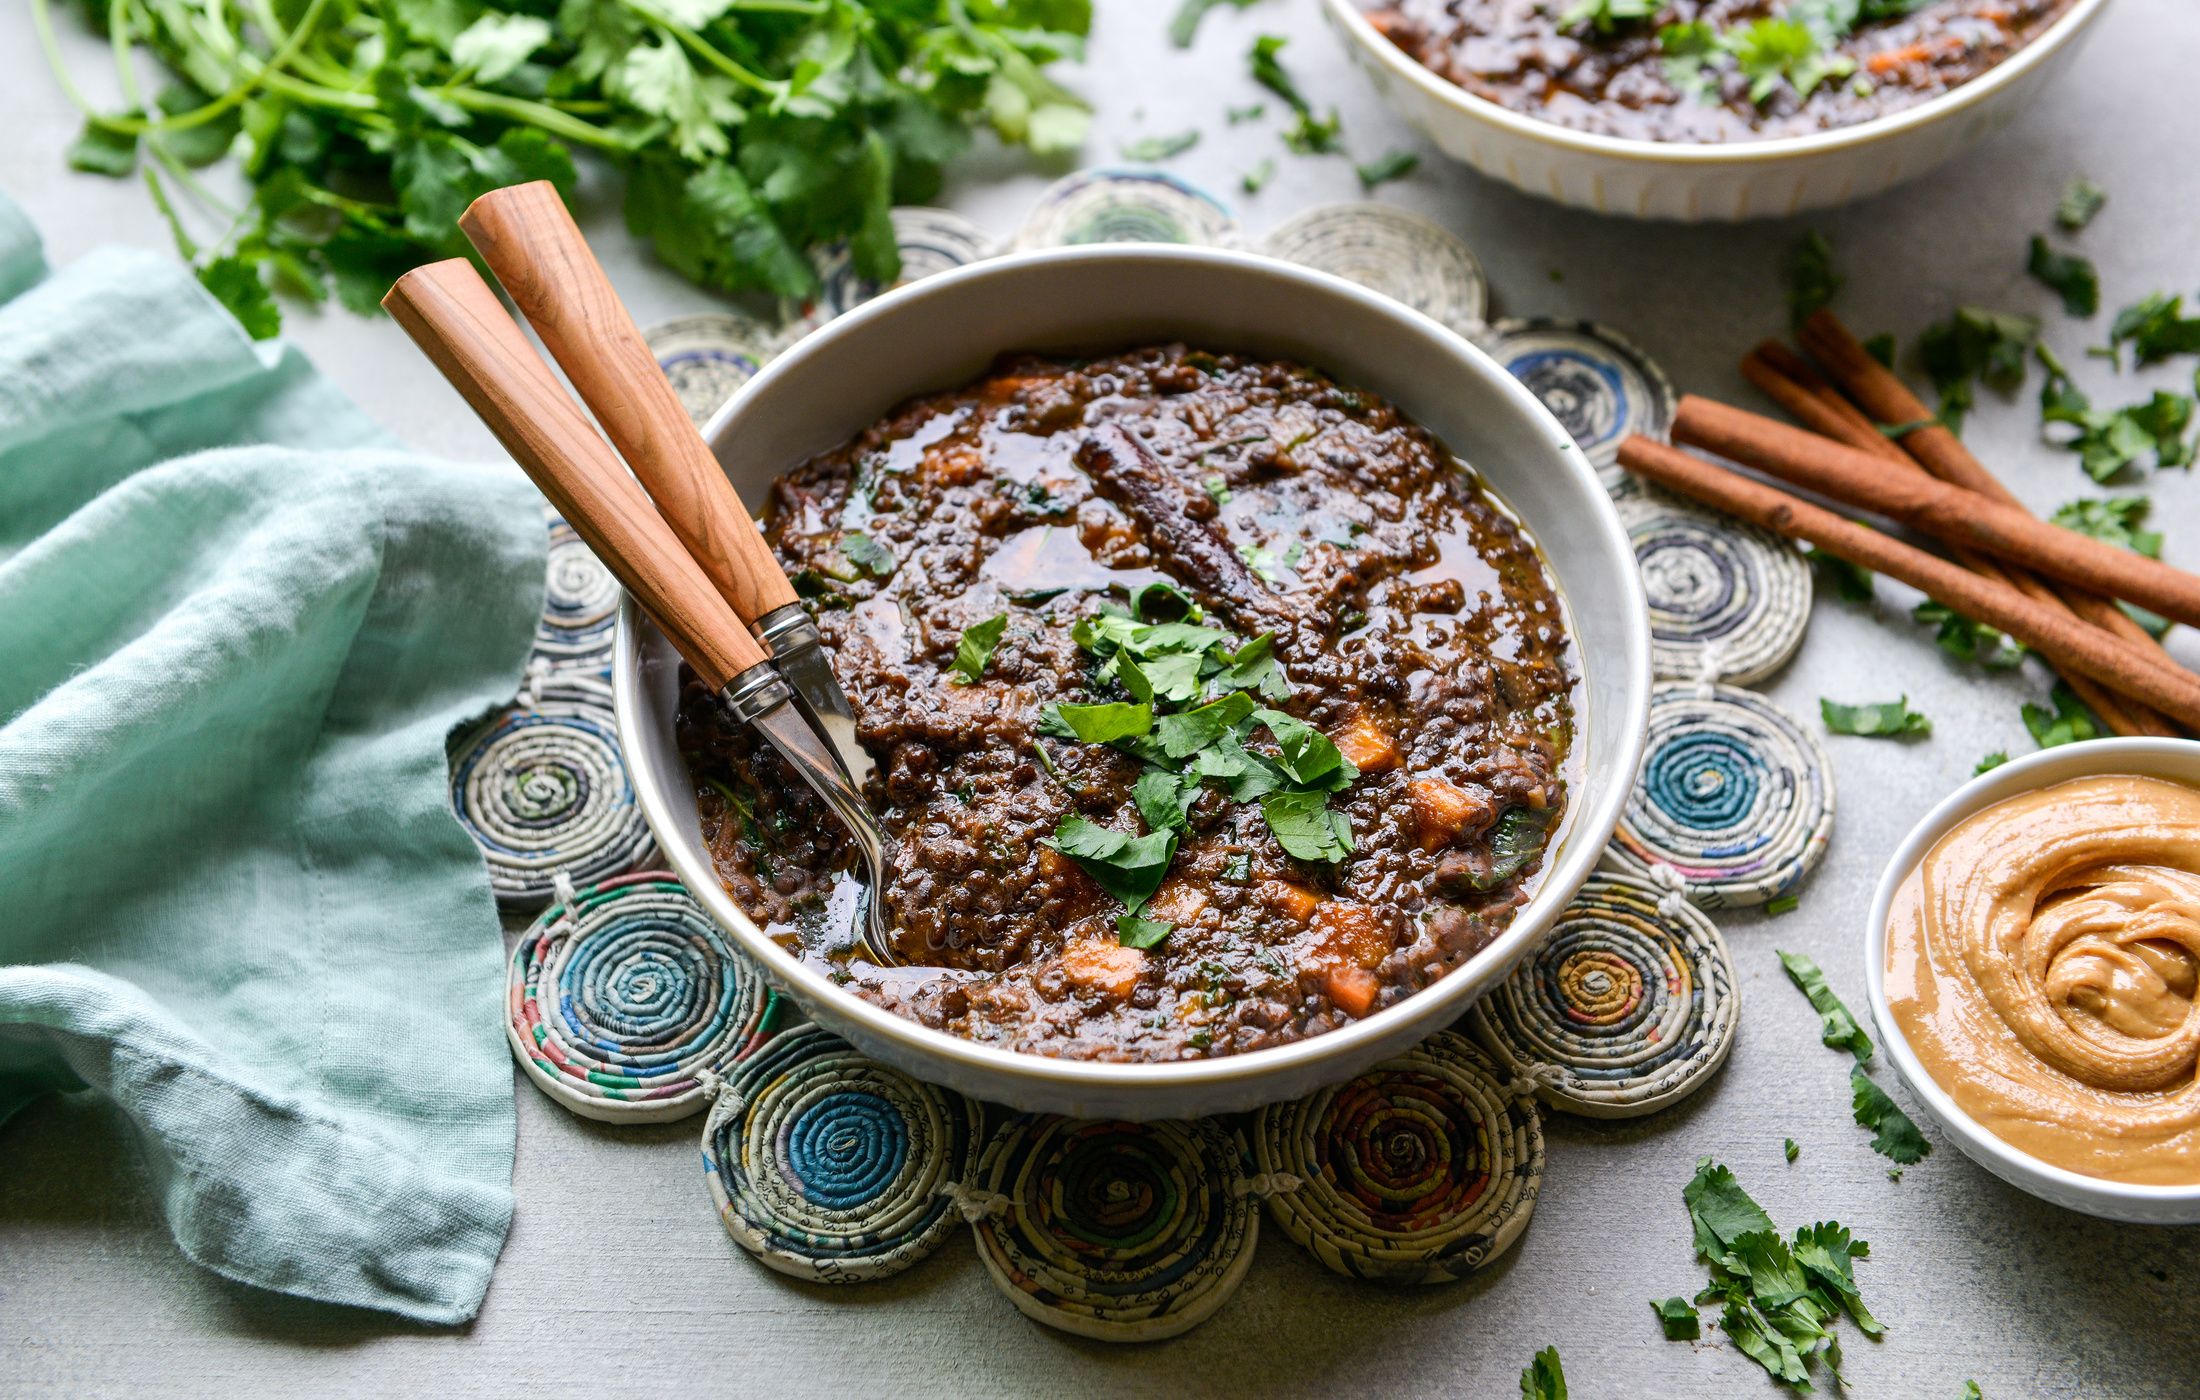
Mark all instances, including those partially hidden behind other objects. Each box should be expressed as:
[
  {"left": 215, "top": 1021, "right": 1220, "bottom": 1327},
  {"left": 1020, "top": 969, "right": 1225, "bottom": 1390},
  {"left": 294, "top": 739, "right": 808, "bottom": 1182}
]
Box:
[
  {"left": 1037, "top": 846, "right": 1076, "bottom": 880},
  {"left": 1259, "top": 880, "right": 1322, "bottom": 924},
  {"left": 1311, "top": 901, "right": 1390, "bottom": 971},
  {"left": 1410, "top": 777, "right": 1489, "bottom": 851},
  {"left": 1146, "top": 877, "right": 1210, "bottom": 926},
  {"left": 1331, "top": 714, "right": 1400, "bottom": 775},
  {"left": 1325, "top": 965, "right": 1380, "bottom": 1019},
  {"left": 1058, "top": 940, "right": 1147, "bottom": 1001}
]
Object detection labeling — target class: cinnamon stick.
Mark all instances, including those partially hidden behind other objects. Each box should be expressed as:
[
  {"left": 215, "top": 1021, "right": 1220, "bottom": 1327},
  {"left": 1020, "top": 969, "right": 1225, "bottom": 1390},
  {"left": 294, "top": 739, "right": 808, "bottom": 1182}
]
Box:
[
  {"left": 1671, "top": 395, "right": 2200, "bottom": 631},
  {"left": 1798, "top": 310, "right": 2184, "bottom": 706},
  {"left": 1616, "top": 436, "right": 2200, "bottom": 731},
  {"left": 1741, "top": 345, "right": 2163, "bottom": 738}
]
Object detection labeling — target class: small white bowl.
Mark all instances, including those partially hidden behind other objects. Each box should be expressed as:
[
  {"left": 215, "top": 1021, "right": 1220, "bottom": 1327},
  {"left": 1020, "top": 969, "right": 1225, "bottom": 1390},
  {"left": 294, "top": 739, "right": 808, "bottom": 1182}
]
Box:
[
  {"left": 1324, "top": 0, "right": 2116, "bottom": 221},
  {"left": 1865, "top": 737, "right": 2200, "bottom": 1224}
]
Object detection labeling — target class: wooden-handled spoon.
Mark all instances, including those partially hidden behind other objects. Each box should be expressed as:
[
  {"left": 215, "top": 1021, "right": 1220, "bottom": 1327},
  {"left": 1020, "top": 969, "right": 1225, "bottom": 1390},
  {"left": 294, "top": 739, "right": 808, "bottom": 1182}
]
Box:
[
  {"left": 384, "top": 259, "right": 896, "bottom": 965},
  {"left": 459, "top": 181, "right": 872, "bottom": 787}
]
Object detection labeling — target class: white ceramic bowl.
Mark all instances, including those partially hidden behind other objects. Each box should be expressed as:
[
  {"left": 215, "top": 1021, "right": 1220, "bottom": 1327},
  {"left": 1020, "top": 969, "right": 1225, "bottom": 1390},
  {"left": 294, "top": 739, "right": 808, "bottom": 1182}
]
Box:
[
  {"left": 1865, "top": 737, "right": 2200, "bottom": 1224},
  {"left": 614, "top": 244, "right": 1651, "bottom": 1120},
  {"left": 1324, "top": 0, "right": 2115, "bottom": 221}
]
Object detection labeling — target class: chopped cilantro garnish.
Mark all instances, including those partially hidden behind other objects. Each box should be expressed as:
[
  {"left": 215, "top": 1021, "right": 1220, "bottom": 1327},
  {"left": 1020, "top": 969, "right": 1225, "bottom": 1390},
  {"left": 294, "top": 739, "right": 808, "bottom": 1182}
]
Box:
[
  {"left": 1249, "top": 34, "right": 1309, "bottom": 111},
  {"left": 1154, "top": 692, "right": 1258, "bottom": 759},
  {"left": 1169, "top": 0, "right": 1258, "bottom": 48},
  {"left": 1254, "top": 707, "right": 1357, "bottom": 788},
  {"left": 1974, "top": 750, "right": 2008, "bottom": 774},
  {"left": 1114, "top": 913, "right": 1175, "bottom": 949},
  {"left": 1044, "top": 815, "right": 1176, "bottom": 915},
  {"left": 1913, "top": 602, "right": 2025, "bottom": 670},
  {"left": 1132, "top": 767, "right": 1199, "bottom": 833},
  {"left": 1804, "top": 544, "right": 1876, "bottom": 605},
  {"left": 1787, "top": 230, "right": 1842, "bottom": 330},
  {"left": 1260, "top": 788, "right": 1354, "bottom": 863},
  {"left": 1282, "top": 109, "right": 1343, "bottom": 155},
  {"left": 1518, "top": 1346, "right": 1568, "bottom": 1400},
  {"left": 1240, "top": 158, "right": 1276, "bottom": 193},
  {"left": 1784, "top": 1137, "right": 1800, "bottom": 1162},
  {"left": 1961, "top": 1382, "right": 1985, "bottom": 1400},
  {"left": 2052, "top": 495, "right": 2163, "bottom": 556},
  {"left": 1765, "top": 893, "right": 1800, "bottom": 916},
  {"left": 2021, "top": 681, "right": 2101, "bottom": 749},
  {"left": 1820, "top": 696, "right": 1931, "bottom": 738},
  {"left": 1918, "top": 306, "right": 2038, "bottom": 435},
  {"left": 1652, "top": 1296, "right": 1700, "bottom": 1341},
  {"left": 1203, "top": 475, "right": 1234, "bottom": 505},
  {"left": 1120, "top": 130, "right": 1200, "bottom": 163},
  {"left": 2108, "top": 292, "right": 2200, "bottom": 366},
  {"left": 1355, "top": 149, "right": 1418, "bottom": 189},
  {"left": 1221, "top": 851, "right": 1251, "bottom": 883},
  {"left": 2027, "top": 238, "right": 2099, "bottom": 317},
  {"left": 1725, "top": 18, "right": 1854, "bottom": 103},
  {"left": 1851, "top": 1065, "right": 1932, "bottom": 1164},
  {"left": 949, "top": 614, "right": 1008, "bottom": 685},
  {"left": 2038, "top": 345, "right": 2194, "bottom": 478},
  {"left": 1560, "top": 0, "right": 1656, "bottom": 33},
  {"left": 1776, "top": 950, "right": 1873, "bottom": 1061},
  {"left": 1040, "top": 701, "right": 1153, "bottom": 745},
  {"left": 1657, "top": 21, "right": 1723, "bottom": 101},
  {"left": 1863, "top": 333, "right": 1897, "bottom": 368},
  {"left": 838, "top": 532, "right": 895, "bottom": 579},
  {"left": 2055, "top": 178, "right": 2106, "bottom": 231},
  {"left": 1227, "top": 102, "right": 1267, "bottom": 124}
]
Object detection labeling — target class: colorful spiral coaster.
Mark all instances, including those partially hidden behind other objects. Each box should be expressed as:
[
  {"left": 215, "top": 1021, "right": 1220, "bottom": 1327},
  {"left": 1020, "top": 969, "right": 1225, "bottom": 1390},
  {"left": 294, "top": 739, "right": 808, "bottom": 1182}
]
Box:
[
  {"left": 814, "top": 206, "right": 996, "bottom": 318},
  {"left": 1468, "top": 875, "right": 1738, "bottom": 1118},
  {"left": 1622, "top": 486, "right": 1811, "bottom": 685},
  {"left": 1252, "top": 1031, "right": 1542, "bottom": 1285},
  {"left": 969, "top": 1115, "right": 1258, "bottom": 1341},
  {"left": 1261, "top": 202, "right": 1488, "bottom": 332},
  {"left": 1011, "top": 169, "right": 1239, "bottom": 252},
  {"left": 532, "top": 517, "right": 620, "bottom": 674},
  {"left": 704, "top": 1025, "right": 978, "bottom": 1283},
  {"left": 645, "top": 314, "right": 783, "bottom": 428},
  {"left": 1485, "top": 317, "right": 1675, "bottom": 487},
  {"left": 507, "top": 871, "right": 770, "bottom": 1122},
  {"left": 1607, "top": 682, "right": 1835, "bottom": 909},
  {"left": 449, "top": 672, "right": 658, "bottom": 908}
]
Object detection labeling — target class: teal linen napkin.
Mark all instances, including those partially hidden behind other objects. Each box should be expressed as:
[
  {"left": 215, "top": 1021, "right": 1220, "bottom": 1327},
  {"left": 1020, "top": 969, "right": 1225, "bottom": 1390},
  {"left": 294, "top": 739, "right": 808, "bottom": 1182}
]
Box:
[{"left": 0, "top": 189, "right": 545, "bottom": 1325}]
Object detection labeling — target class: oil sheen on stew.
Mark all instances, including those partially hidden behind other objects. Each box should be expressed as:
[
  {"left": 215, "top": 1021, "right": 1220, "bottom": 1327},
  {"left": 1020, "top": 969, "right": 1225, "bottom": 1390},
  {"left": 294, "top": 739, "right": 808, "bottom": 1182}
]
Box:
[
  {"left": 677, "top": 346, "right": 1575, "bottom": 1063},
  {"left": 1363, "top": 0, "right": 2078, "bottom": 143}
]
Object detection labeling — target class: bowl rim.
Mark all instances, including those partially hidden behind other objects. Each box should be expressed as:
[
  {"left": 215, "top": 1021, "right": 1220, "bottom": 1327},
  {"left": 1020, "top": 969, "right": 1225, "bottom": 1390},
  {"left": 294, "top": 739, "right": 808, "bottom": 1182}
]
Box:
[
  {"left": 620, "top": 241, "right": 1652, "bottom": 1099},
  {"left": 1322, "top": 0, "right": 2115, "bottom": 167},
  {"left": 1863, "top": 736, "right": 2200, "bottom": 1206}
]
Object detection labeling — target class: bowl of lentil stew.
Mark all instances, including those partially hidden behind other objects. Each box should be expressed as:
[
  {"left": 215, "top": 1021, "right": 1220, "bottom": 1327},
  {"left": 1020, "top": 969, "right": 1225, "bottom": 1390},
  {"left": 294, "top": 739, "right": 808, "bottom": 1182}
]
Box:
[{"left": 613, "top": 245, "right": 1650, "bottom": 1118}]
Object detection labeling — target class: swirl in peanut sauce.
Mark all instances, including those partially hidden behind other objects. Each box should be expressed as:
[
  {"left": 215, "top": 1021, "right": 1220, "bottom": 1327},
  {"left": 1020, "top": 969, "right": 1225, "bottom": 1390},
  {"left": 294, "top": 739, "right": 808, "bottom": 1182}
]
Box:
[{"left": 1885, "top": 774, "right": 2200, "bottom": 1186}]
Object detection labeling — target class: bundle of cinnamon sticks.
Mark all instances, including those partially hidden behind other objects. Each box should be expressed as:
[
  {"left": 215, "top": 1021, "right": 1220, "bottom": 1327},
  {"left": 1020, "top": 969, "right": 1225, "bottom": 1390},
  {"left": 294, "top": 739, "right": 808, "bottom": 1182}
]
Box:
[{"left": 1617, "top": 309, "right": 2198, "bottom": 736}]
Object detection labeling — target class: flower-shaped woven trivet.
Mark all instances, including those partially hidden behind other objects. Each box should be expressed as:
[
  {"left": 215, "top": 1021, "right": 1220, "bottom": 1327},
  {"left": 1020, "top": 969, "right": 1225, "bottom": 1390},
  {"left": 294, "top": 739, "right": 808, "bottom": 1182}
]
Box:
[
  {"left": 1251, "top": 1030, "right": 1543, "bottom": 1285},
  {"left": 968, "top": 1115, "right": 1258, "bottom": 1341},
  {"left": 1260, "top": 201, "right": 1489, "bottom": 332},
  {"left": 1606, "top": 682, "right": 1835, "bottom": 909},
  {"left": 1468, "top": 874, "right": 1739, "bottom": 1118},
  {"left": 1483, "top": 316, "right": 1675, "bottom": 489},
  {"left": 448, "top": 672, "right": 657, "bottom": 908},
  {"left": 1621, "top": 485, "right": 1812, "bottom": 685},
  {"left": 703, "top": 1025, "right": 978, "bottom": 1283},
  {"left": 507, "top": 871, "right": 771, "bottom": 1122},
  {"left": 1011, "top": 168, "right": 1240, "bottom": 251}
]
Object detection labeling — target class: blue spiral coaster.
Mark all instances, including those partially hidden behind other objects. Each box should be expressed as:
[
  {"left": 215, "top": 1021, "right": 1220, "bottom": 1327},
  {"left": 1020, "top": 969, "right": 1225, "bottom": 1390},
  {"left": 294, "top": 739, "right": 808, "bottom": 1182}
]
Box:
[
  {"left": 449, "top": 672, "right": 658, "bottom": 909},
  {"left": 645, "top": 314, "right": 784, "bottom": 428},
  {"left": 1607, "top": 682, "right": 1835, "bottom": 909},
  {"left": 1261, "top": 202, "right": 1489, "bottom": 333},
  {"left": 1486, "top": 317, "right": 1675, "bottom": 489},
  {"left": 532, "top": 517, "right": 620, "bottom": 675},
  {"left": 508, "top": 871, "right": 771, "bottom": 1123},
  {"left": 1622, "top": 485, "right": 1811, "bottom": 685},
  {"left": 1011, "top": 169, "right": 1239, "bottom": 251},
  {"left": 813, "top": 207, "right": 996, "bottom": 318},
  {"left": 703, "top": 1025, "right": 979, "bottom": 1283}
]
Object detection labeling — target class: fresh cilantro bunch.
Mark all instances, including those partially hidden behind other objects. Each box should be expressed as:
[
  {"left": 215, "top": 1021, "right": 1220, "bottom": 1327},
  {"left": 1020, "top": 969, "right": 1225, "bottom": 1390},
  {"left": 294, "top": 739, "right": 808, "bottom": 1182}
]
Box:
[
  {"left": 1034, "top": 584, "right": 1359, "bottom": 946},
  {"left": 40, "top": 0, "right": 1091, "bottom": 337}
]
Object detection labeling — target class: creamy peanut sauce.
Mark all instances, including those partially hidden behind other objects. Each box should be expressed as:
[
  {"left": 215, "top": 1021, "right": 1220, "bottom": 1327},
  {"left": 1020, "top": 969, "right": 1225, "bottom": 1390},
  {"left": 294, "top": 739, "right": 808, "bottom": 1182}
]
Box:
[{"left": 1886, "top": 774, "right": 2200, "bottom": 1186}]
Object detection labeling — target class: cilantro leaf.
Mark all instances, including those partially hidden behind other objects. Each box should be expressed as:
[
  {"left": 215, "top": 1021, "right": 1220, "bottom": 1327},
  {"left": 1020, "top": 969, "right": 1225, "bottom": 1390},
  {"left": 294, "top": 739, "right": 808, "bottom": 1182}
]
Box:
[
  {"left": 2022, "top": 681, "right": 2101, "bottom": 749},
  {"left": 1652, "top": 1296, "right": 1701, "bottom": 1341},
  {"left": 1683, "top": 1157, "right": 1777, "bottom": 1260},
  {"left": 1241, "top": 158, "right": 1275, "bottom": 194},
  {"left": 1776, "top": 950, "right": 1874, "bottom": 1062},
  {"left": 1132, "top": 766, "right": 1199, "bottom": 833},
  {"left": 1784, "top": 1137, "right": 1800, "bottom": 1161},
  {"left": 1919, "top": 306, "right": 2038, "bottom": 435},
  {"left": 1766, "top": 893, "right": 1800, "bottom": 916},
  {"left": 1518, "top": 1346, "right": 1568, "bottom": 1400},
  {"left": 1039, "top": 701, "right": 1152, "bottom": 744},
  {"left": 1658, "top": 21, "right": 1723, "bottom": 101},
  {"left": 1559, "top": 0, "right": 1656, "bottom": 33},
  {"left": 2027, "top": 237, "right": 2099, "bottom": 317},
  {"left": 1260, "top": 787, "right": 1353, "bottom": 863},
  {"left": 67, "top": 120, "right": 138, "bottom": 177},
  {"left": 1725, "top": 18, "right": 1854, "bottom": 104},
  {"left": 1787, "top": 230, "right": 1842, "bottom": 329},
  {"left": 1793, "top": 1221, "right": 1883, "bottom": 1336},
  {"left": 1169, "top": 0, "right": 1259, "bottom": 47},
  {"left": 1912, "top": 602, "right": 2024, "bottom": 670},
  {"left": 1975, "top": 750, "right": 2009, "bottom": 774},
  {"left": 197, "top": 256, "right": 281, "bottom": 340},
  {"left": 2038, "top": 348, "right": 2194, "bottom": 478},
  {"left": 1248, "top": 34, "right": 1308, "bottom": 111},
  {"left": 949, "top": 613, "right": 1008, "bottom": 685},
  {"left": 1044, "top": 815, "right": 1176, "bottom": 914},
  {"left": 1820, "top": 696, "right": 1931, "bottom": 738},
  {"left": 1863, "top": 332, "right": 1897, "bottom": 367},
  {"left": 2051, "top": 495, "right": 2163, "bottom": 557},
  {"left": 1805, "top": 543, "right": 1876, "bottom": 605},
  {"left": 2055, "top": 177, "right": 2106, "bottom": 231},
  {"left": 1120, "top": 130, "right": 1200, "bottom": 162},
  {"left": 2108, "top": 292, "right": 2200, "bottom": 366},
  {"left": 1154, "top": 692, "right": 1257, "bottom": 759},
  {"left": 839, "top": 532, "right": 896, "bottom": 578},
  {"left": 1850, "top": 1065, "right": 1931, "bottom": 1164},
  {"left": 1282, "top": 109, "right": 1343, "bottom": 156},
  {"left": 1355, "top": 149, "right": 1418, "bottom": 189},
  {"left": 1254, "top": 707, "right": 1357, "bottom": 789},
  {"left": 1114, "top": 913, "right": 1174, "bottom": 949}
]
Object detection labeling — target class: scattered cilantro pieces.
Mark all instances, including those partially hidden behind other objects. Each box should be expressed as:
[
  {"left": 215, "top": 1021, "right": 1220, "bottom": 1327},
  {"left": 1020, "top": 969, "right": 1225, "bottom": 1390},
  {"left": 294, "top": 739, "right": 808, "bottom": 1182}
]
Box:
[
  {"left": 1961, "top": 1383, "right": 1985, "bottom": 1400},
  {"left": 1725, "top": 18, "right": 1855, "bottom": 104},
  {"left": 1283, "top": 109, "right": 1344, "bottom": 155},
  {"left": 2038, "top": 346, "right": 2195, "bottom": 479},
  {"left": 2107, "top": 292, "right": 2200, "bottom": 367},
  {"left": 1820, "top": 696, "right": 1931, "bottom": 738},
  {"left": 1777, "top": 950, "right": 1874, "bottom": 1061},
  {"left": 2051, "top": 495, "right": 2163, "bottom": 557},
  {"left": 949, "top": 614, "right": 1008, "bottom": 685},
  {"left": 2022, "top": 681, "right": 2102, "bottom": 749},
  {"left": 1975, "top": 750, "right": 2009, "bottom": 774},
  {"left": 1765, "top": 894, "right": 1800, "bottom": 916},
  {"left": 838, "top": 533, "right": 896, "bottom": 579},
  {"left": 1248, "top": 34, "right": 1309, "bottom": 110},
  {"left": 1169, "top": 0, "right": 1259, "bottom": 47},
  {"left": 1114, "top": 913, "right": 1175, "bottom": 949},
  {"left": 1040, "top": 701, "right": 1153, "bottom": 745},
  {"left": 1784, "top": 1137, "right": 1800, "bottom": 1162},
  {"left": 1519, "top": 1346, "right": 1568, "bottom": 1400},
  {"left": 1121, "top": 130, "right": 1201, "bottom": 162},
  {"left": 1652, "top": 1296, "right": 1701, "bottom": 1341},
  {"left": 1851, "top": 1064, "right": 1932, "bottom": 1164},
  {"left": 1805, "top": 544, "right": 1876, "bottom": 605},
  {"left": 1241, "top": 158, "right": 1275, "bottom": 194},
  {"left": 1863, "top": 333, "right": 1898, "bottom": 368},
  {"left": 2026, "top": 238, "right": 2099, "bottom": 317},
  {"left": 1657, "top": 21, "right": 1723, "bottom": 101},
  {"left": 1787, "top": 230, "right": 1842, "bottom": 330},
  {"left": 67, "top": 122, "right": 140, "bottom": 177},
  {"left": 2055, "top": 178, "right": 2106, "bottom": 231},
  {"left": 1913, "top": 602, "right": 2025, "bottom": 670},
  {"left": 1355, "top": 149, "right": 1419, "bottom": 189},
  {"left": 1559, "top": 0, "right": 1656, "bottom": 33},
  {"left": 1919, "top": 306, "right": 2038, "bottom": 435},
  {"left": 1227, "top": 102, "right": 1267, "bottom": 124},
  {"left": 1044, "top": 816, "right": 1176, "bottom": 915},
  {"left": 1260, "top": 788, "right": 1355, "bottom": 862}
]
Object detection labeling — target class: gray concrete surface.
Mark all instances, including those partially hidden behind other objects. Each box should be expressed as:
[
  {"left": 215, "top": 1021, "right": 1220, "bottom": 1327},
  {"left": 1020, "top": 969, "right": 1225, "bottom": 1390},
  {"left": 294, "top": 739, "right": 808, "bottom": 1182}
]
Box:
[{"left": 4, "top": 1, "right": 2197, "bottom": 1395}]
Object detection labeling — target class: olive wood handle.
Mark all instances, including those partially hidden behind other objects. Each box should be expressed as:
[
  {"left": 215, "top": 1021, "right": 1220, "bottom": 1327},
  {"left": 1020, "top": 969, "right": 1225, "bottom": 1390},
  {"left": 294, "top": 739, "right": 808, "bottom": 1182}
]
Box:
[
  {"left": 383, "top": 259, "right": 767, "bottom": 692},
  {"left": 459, "top": 181, "right": 799, "bottom": 624}
]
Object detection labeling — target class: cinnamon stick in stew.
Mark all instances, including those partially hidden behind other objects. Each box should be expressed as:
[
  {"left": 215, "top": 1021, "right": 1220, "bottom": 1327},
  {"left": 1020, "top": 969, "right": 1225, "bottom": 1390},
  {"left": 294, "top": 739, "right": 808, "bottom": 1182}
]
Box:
[
  {"left": 1617, "top": 436, "right": 2200, "bottom": 731},
  {"left": 1741, "top": 345, "right": 2166, "bottom": 738},
  {"left": 1670, "top": 395, "right": 2200, "bottom": 631}
]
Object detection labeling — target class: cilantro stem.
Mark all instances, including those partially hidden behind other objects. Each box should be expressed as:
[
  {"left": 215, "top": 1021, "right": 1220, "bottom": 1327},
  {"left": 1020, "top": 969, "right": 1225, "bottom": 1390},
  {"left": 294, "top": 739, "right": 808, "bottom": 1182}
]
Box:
[
  {"left": 618, "top": 0, "right": 787, "bottom": 97},
  {"left": 445, "top": 88, "right": 635, "bottom": 151}
]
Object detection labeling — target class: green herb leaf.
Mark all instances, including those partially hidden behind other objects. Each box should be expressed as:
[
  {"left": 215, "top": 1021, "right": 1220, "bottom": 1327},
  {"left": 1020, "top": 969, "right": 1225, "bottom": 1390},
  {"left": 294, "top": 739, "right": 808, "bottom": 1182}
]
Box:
[
  {"left": 2038, "top": 349, "right": 2194, "bottom": 479},
  {"left": 1169, "top": 0, "right": 1258, "bottom": 48},
  {"left": 1471, "top": 806, "right": 1553, "bottom": 891},
  {"left": 1863, "top": 333, "right": 1897, "bottom": 367},
  {"left": 950, "top": 614, "right": 1009, "bottom": 685},
  {"left": 197, "top": 256, "right": 280, "bottom": 340},
  {"left": 1657, "top": 21, "right": 1723, "bottom": 101},
  {"left": 1044, "top": 815, "right": 1177, "bottom": 914},
  {"left": 1820, "top": 696, "right": 1931, "bottom": 738},
  {"left": 1132, "top": 766, "right": 1199, "bottom": 833},
  {"left": 2055, "top": 177, "right": 2106, "bottom": 231},
  {"left": 839, "top": 532, "right": 895, "bottom": 579},
  {"left": 1254, "top": 707, "right": 1357, "bottom": 789},
  {"left": 1259, "top": 787, "right": 1353, "bottom": 863},
  {"left": 1765, "top": 893, "right": 1800, "bottom": 916},
  {"left": 1777, "top": 950, "right": 1874, "bottom": 1062},
  {"left": 1240, "top": 158, "right": 1275, "bottom": 194},
  {"left": 1793, "top": 1220, "right": 1883, "bottom": 1335},
  {"left": 1355, "top": 149, "right": 1418, "bottom": 189},
  {"left": 1248, "top": 34, "right": 1308, "bottom": 111},
  {"left": 1153, "top": 691, "right": 1256, "bottom": 759},
  {"left": 1912, "top": 602, "right": 2025, "bottom": 670},
  {"left": 2027, "top": 237, "right": 2099, "bottom": 318},
  {"left": 1805, "top": 544, "right": 1876, "bottom": 605},
  {"left": 1975, "top": 750, "right": 2009, "bottom": 774},
  {"left": 2021, "top": 681, "right": 2102, "bottom": 749},
  {"left": 1850, "top": 1065, "right": 1931, "bottom": 1164},
  {"left": 1039, "top": 701, "right": 1153, "bottom": 744},
  {"left": 2051, "top": 495, "right": 2163, "bottom": 557},
  {"left": 1559, "top": 0, "right": 1656, "bottom": 34},
  {"left": 1114, "top": 913, "right": 1174, "bottom": 949},
  {"left": 1683, "top": 1157, "right": 1777, "bottom": 1260},
  {"left": 1120, "top": 129, "right": 1200, "bottom": 162},
  {"left": 1518, "top": 1346, "right": 1568, "bottom": 1400},
  {"left": 67, "top": 120, "right": 138, "bottom": 177},
  {"left": 1919, "top": 306, "right": 2039, "bottom": 435},
  {"left": 1961, "top": 1383, "right": 1985, "bottom": 1400},
  {"left": 2108, "top": 292, "right": 2200, "bottom": 366},
  {"left": 1227, "top": 102, "right": 1266, "bottom": 124},
  {"left": 1652, "top": 1296, "right": 1701, "bottom": 1341},
  {"left": 1787, "top": 230, "right": 1841, "bottom": 329},
  {"left": 1784, "top": 1137, "right": 1800, "bottom": 1162},
  {"left": 1282, "top": 108, "right": 1343, "bottom": 155},
  {"left": 1725, "top": 17, "right": 1854, "bottom": 104}
]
